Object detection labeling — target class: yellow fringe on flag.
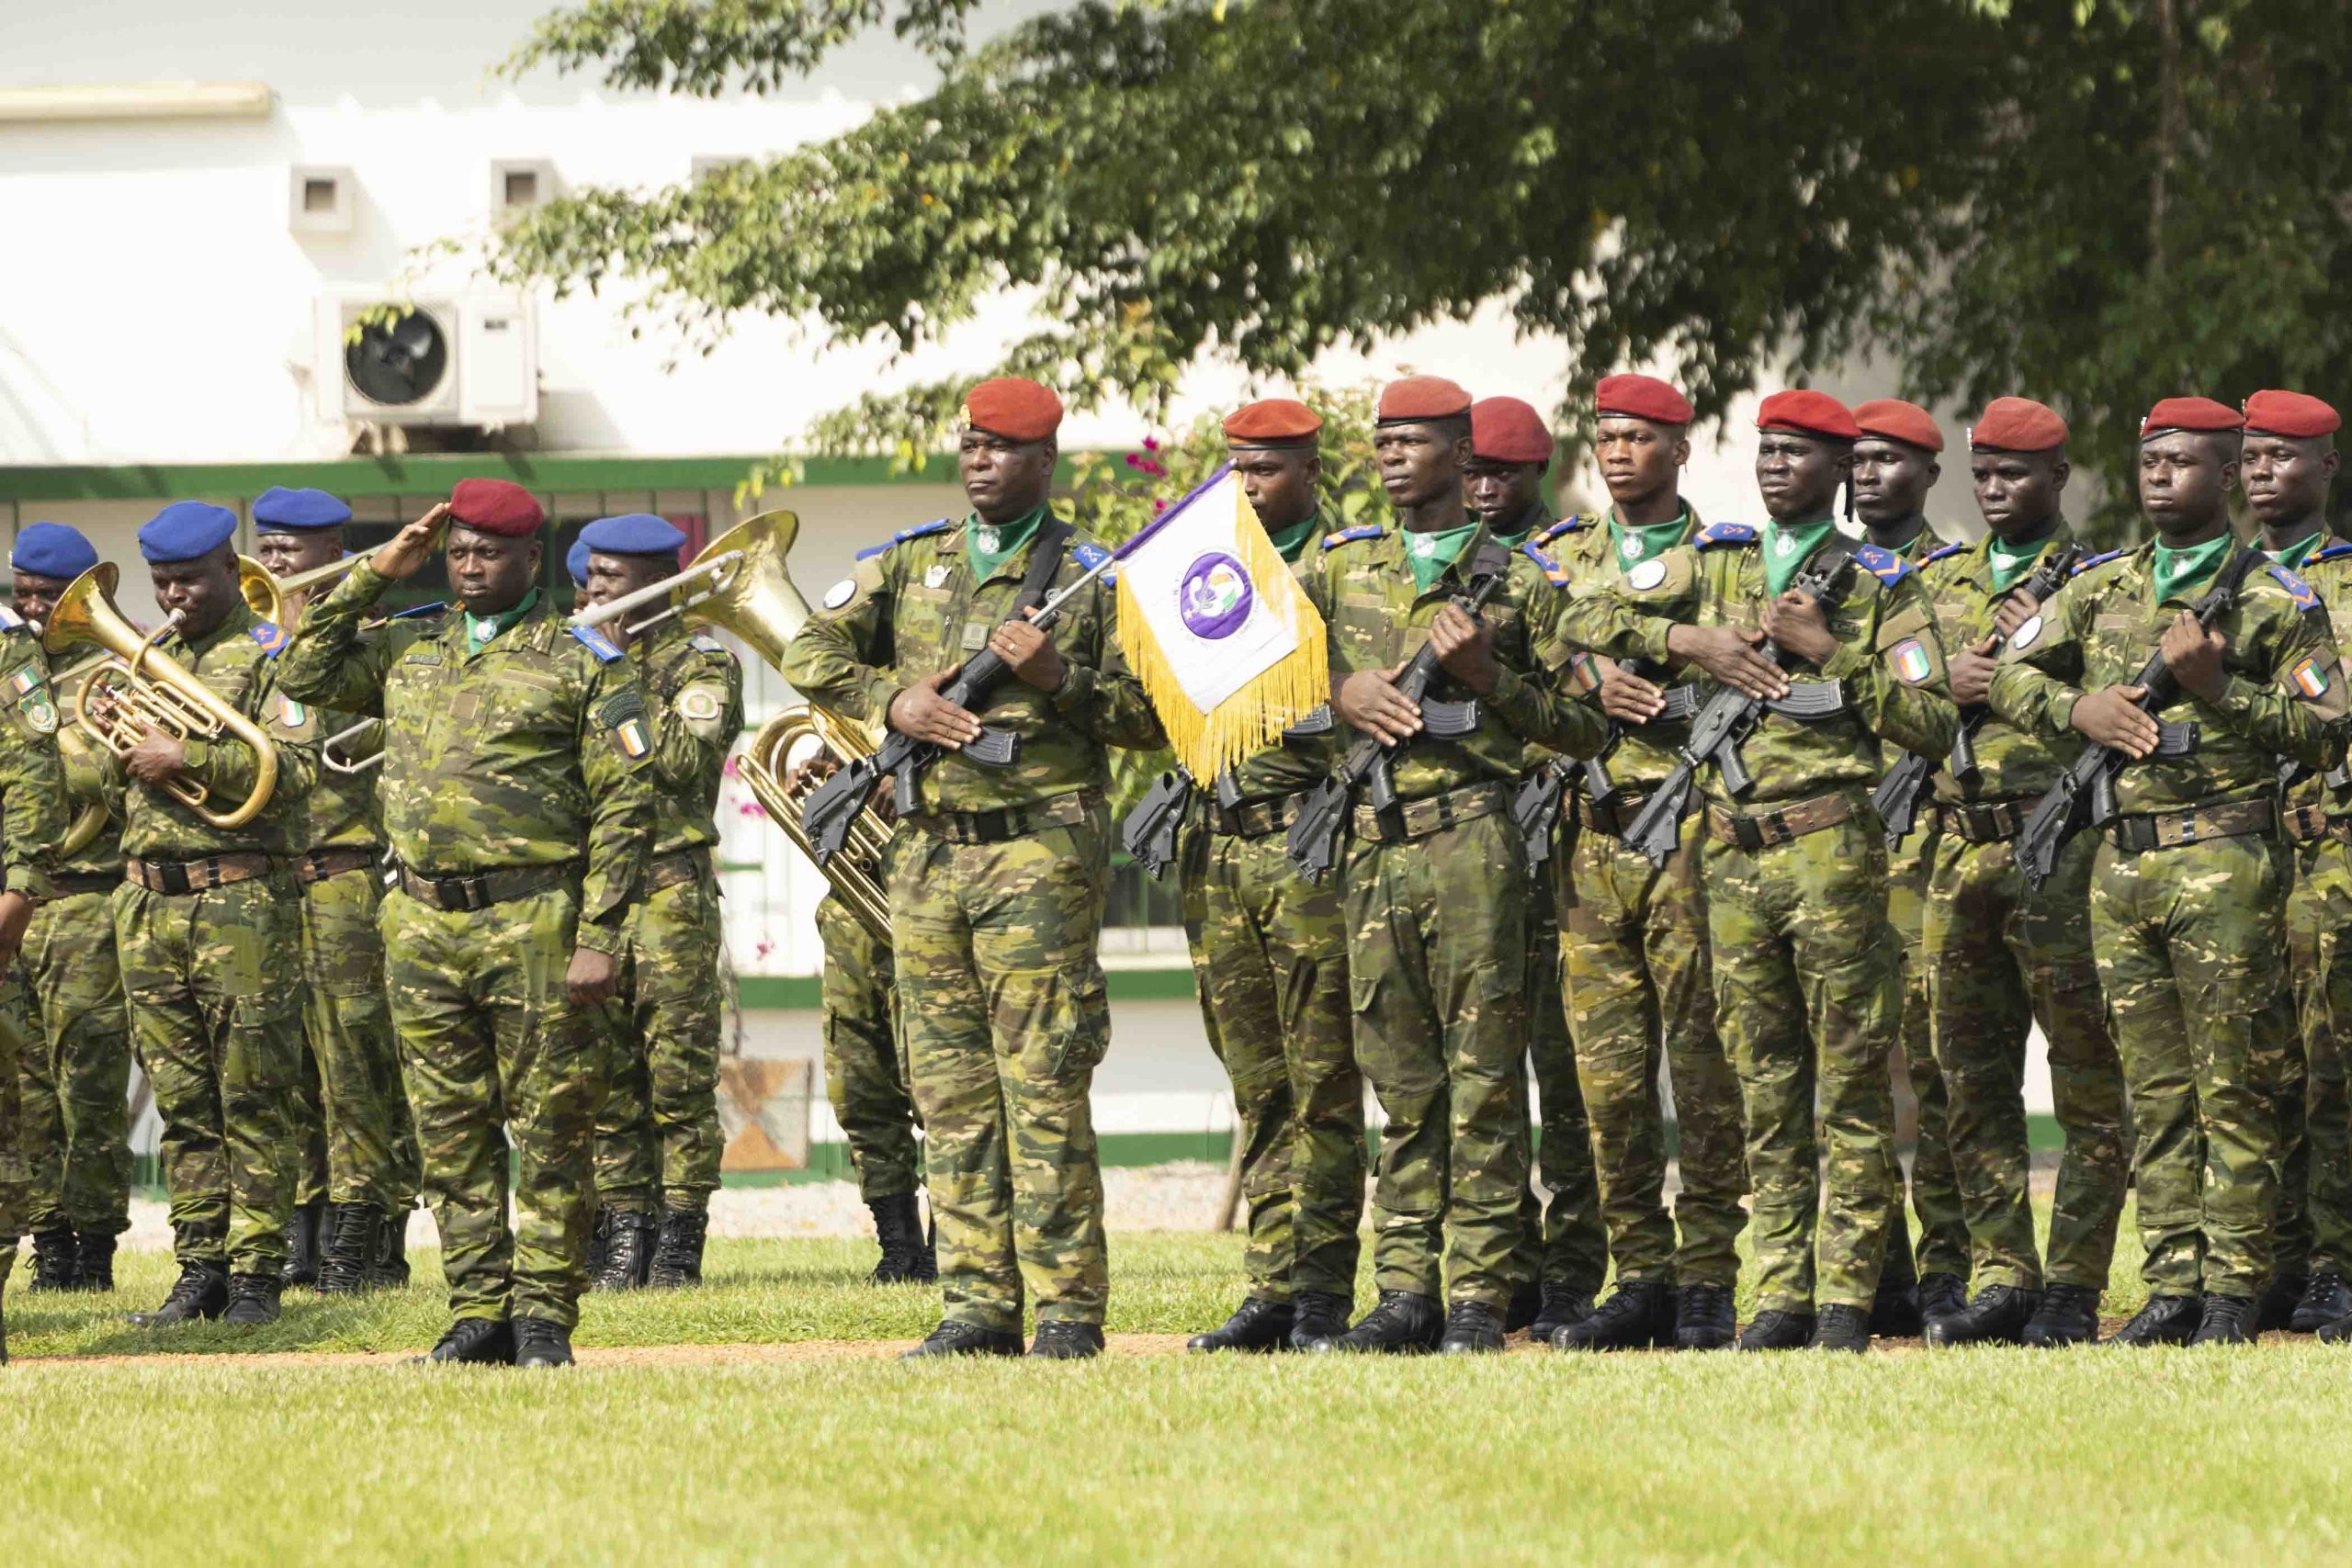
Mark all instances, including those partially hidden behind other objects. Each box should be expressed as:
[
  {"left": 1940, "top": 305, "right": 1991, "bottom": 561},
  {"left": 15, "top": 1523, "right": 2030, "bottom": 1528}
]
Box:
[{"left": 1115, "top": 516, "right": 1329, "bottom": 782}]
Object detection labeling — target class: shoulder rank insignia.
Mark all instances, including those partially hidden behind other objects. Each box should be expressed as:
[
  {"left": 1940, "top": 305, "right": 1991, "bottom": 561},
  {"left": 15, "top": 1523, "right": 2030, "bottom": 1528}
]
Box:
[
  {"left": 2072, "top": 547, "right": 2127, "bottom": 576},
  {"left": 2312, "top": 540, "right": 2352, "bottom": 565},
  {"left": 1853, "top": 543, "right": 1912, "bottom": 584},
  {"left": 1536, "top": 515, "right": 1589, "bottom": 544},
  {"left": 0, "top": 605, "right": 21, "bottom": 633},
  {"left": 1521, "top": 541, "right": 1569, "bottom": 588},
  {"left": 389, "top": 600, "right": 448, "bottom": 621},
  {"left": 571, "top": 625, "right": 625, "bottom": 663},
  {"left": 855, "top": 517, "right": 954, "bottom": 561},
  {"left": 690, "top": 632, "right": 730, "bottom": 656},
  {"left": 1694, "top": 522, "right": 1758, "bottom": 550},
  {"left": 1072, "top": 541, "right": 1117, "bottom": 585},
  {"left": 1922, "top": 540, "right": 1969, "bottom": 565},
  {"left": 248, "top": 619, "right": 289, "bottom": 656},
  {"left": 1321, "top": 525, "right": 1384, "bottom": 550},
  {"left": 2268, "top": 563, "right": 2322, "bottom": 611}
]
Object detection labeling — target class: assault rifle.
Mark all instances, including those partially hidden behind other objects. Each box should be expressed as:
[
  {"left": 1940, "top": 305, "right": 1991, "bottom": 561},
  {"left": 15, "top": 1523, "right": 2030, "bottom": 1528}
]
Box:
[
  {"left": 1517, "top": 659, "right": 1701, "bottom": 870},
  {"left": 1121, "top": 770, "right": 1193, "bottom": 879}
]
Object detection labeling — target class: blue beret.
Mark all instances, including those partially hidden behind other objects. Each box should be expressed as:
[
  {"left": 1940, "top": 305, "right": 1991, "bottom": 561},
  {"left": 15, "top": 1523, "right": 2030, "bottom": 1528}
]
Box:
[
  {"left": 252, "top": 486, "right": 352, "bottom": 533},
  {"left": 580, "top": 513, "right": 688, "bottom": 559},
  {"left": 12, "top": 522, "right": 98, "bottom": 581},
  {"left": 566, "top": 537, "right": 593, "bottom": 587},
  {"left": 139, "top": 502, "right": 238, "bottom": 564}
]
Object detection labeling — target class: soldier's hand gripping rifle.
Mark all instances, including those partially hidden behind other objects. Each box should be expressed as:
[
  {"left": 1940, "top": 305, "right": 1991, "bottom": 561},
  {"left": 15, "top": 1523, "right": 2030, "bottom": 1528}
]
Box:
[
  {"left": 1284, "top": 541, "right": 1515, "bottom": 882},
  {"left": 2013, "top": 545, "right": 2265, "bottom": 892},
  {"left": 1511, "top": 658, "right": 1692, "bottom": 873},
  {"left": 1620, "top": 547, "right": 1858, "bottom": 870},
  {"left": 1871, "top": 541, "right": 2084, "bottom": 846}
]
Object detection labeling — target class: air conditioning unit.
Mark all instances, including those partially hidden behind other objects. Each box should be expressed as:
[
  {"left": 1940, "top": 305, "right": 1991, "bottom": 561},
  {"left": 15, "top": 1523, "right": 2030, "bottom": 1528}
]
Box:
[{"left": 315, "top": 293, "right": 538, "bottom": 428}]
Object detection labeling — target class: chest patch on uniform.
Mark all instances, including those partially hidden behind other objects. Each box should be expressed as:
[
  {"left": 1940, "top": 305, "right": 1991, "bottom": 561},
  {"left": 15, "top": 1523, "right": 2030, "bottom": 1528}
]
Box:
[
  {"left": 6, "top": 663, "right": 43, "bottom": 701},
  {"left": 1625, "top": 558, "right": 1668, "bottom": 592},
  {"left": 279, "top": 694, "right": 309, "bottom": 727},
  {"left": 18, "top": 688, "right": 56, "bottom": 734},
  {"left": 401, "top": 648, "right": 444, "bottom": 668},
  {"left": 1889, "top": 638, "right": 1933, "bottom": 683},
  {"left": 2293, "top": 655, "right": 2333, "bottom": 699},
  {"left": 599, "top": 685, "right": 651, "bottom": 761},
  {"left": 678, "top": 687, "right": 722, "bottom": 723},
  {"left": 960, "top": 621, "right": 991, "bottom": 652},
  {"left": 2010, "top": 614, "right": 2044, "bottom": 651},
  {"left": 822, "top": 578, "right": 856, "bottom": 610},
  {"left": 922, "top": 564, "right": 952, "bottom": 590}
]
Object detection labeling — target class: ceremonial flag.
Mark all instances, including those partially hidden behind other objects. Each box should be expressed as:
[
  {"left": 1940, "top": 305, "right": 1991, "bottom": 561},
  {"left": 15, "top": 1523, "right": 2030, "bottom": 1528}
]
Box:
[{"left": 1112, "top": 465, "right": 1329, "bottom": 780}]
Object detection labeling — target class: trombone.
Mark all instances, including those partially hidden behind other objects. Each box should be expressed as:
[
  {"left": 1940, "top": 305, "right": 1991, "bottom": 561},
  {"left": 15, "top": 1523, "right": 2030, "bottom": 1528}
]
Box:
[
  {"left": 567, "top": 513, "right": 800, "bottom": 667},
  {"left": 238, "top": 552, "right": 372, "bottom": 626}
]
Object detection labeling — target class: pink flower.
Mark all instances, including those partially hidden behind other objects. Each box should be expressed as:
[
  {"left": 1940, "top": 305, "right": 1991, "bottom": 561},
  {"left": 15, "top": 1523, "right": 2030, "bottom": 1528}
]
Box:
[
  {"left": 754, "top": 939, "right": 775, "bottom": 959},
  {"left": 740, "top": 800, "right": 768, "bottom": 818},
  {"left": 1143, "top": 435, "right": 1161, "bottom": 452},
  {"left": 723, "top": 756, "right": 741, "bottom": 777}
]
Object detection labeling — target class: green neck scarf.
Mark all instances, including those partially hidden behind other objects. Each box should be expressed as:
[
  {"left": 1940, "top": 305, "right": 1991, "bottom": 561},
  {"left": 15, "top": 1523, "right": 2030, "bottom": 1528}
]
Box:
[
  {"left": 1762, "top": 518, "right": 1838, "bottom": 597},
  {"left": 1266, "top": 511, "right": 1319, "bottom": 563},
  {"left": 1403, "top": 521, "right": 1481, "bottom": 592},
  {"left": 2153, "top": 531, "right": 2234, "bottom": 603},
  {"left": 466, "top": 587, "right": 539, "bottom": 655},
  {"left": 966, "top": 504, "right": 1048, "bottom": 581},
  {"left": 1488, "top": 503, "right": 1549, "bottom": 550},
  {"left": 1869, "top": 514, "right": 1930, "bottom": 558},
  {"left": 2267, "top": 530, "right": 2324, "bottom": 570},
  {"left": 1610, "top": 509, "right": 1690, "bottom": 576},
  {"left": 1984, "top": 525, "right": 2060, "bottom": 595}
]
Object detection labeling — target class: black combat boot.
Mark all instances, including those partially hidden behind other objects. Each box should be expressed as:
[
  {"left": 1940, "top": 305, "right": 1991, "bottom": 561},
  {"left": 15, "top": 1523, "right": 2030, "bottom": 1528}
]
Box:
[
  {"left": 1528, "top": 1280, "right": 1595, "bottom": 1341},
  {"left": 221, "top": 1272, "right": 284, "bottom": 1325},
  {"left": 1675, "top": 1283, "right": 1738, "bottom": 1350},
  {"left": 28, "top": 1226, "right": 78, "bottom": 1292},
  {"left": 285, "top": 1200, "right": 327, "bottom": 1288},
  {"left": 2109, "top": 1293, "right": 2200, "bottom": 1347},
  {"left": 1438, "top": 1301, "right": 1507, "bottom": 1355},
  {"left": 1502, "top": 1280, "right": 1543, "bottom": 1334},
  {"left": 2190, "top": 1293, "right": 2256, "bottom": 1347},
  {"left": 1925, "top": 1284, "right": 2042, "bottom": 1348},
  {"left": 1810, "top": 1303, "right": 1871, "bottom": 1353},
  {"left": 413, "top": 1317, "right": 514, "bottom": 1366},
  {"left": 1187, "top": 1297, "right": 1295, "bottom": 1352},
  {"left": 2318, "top": 1310, "right": 2352, "bottom": 1345},
  {"left": 650, "top": 1206, "right": 709, "bottom": 1289},
  {"left": 594, "top": 1210, "right": 658, "bottom": 1292},
  {"left": 1319, "top": 1289, "right": 1443, "bottom": 1354},
  {"left": 585, "top": 1207, "right": 614, "bottom": 1280},
  {"left": 2291, "top": 1270, "right": 2351, "bottom": 1334},
  {"left": 1867, "top": 1271, "right": 1924, "bottom": 1338},
  {"left": 371, "top": 1207, "right": 412, "bottom": 1289},
  {"left": 865, "top": 1193, "right": 928, "bottom": 1285},
  {"left": 128, "top": 1258, "right": 230, "bottom": 1326},
  {"left": 1028, "top": 1321, "right": 1106, "bottom": 1359},
  {"left": 1736, "top": 1309, "right": 1815, "bottom": 1351},
  {"left": 1917, "top": 1270, "right": 1969, "bottom": 1331},
  {"left": 2021, "top": 1282, "right": 2101, "bottom": 1348},
  {"left": 901, "top": 1320, "right": 1023, "bottom": 1359},
  {"left": 315, "top": 1203, "right": 379, "bottom": 1295},
  {"left": 1553, "top": 1280, "right": 1673, "bottom": 1351},
  {"left": 1286, "top": 1291, "right": 1352, "bottom": 1351},
  {"left": 73, "top": 1231, "right": 117, "bottom": 1293},
  {"left": 2257, "top": 1273, "right": 2308, "bottom": 1333},
  {"left": 514, "top": 1317, "right": 575, "bottom": 1368}
]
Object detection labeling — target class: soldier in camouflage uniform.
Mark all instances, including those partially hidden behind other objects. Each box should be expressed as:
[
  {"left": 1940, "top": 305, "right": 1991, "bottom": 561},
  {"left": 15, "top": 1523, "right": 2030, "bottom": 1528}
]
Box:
[
  {"left": 2239, "top": 389, "right": 2352, "bottom": 1336},
  {"left": 579, "top": 514, "right": 744, "bottom": 1291},
  {"left": 254, "top": 489, "right": 423, "bottom": 1296},
  {"left": 1991, "top": 395, "right": 2350, "bottom": 1347},
  {"left": 808, "top": 883, "right": 930, "bottom": 1282},
  {"left": 1849, "top": 399, "right": 1970, "bottom": 1335},
  {"left": 1508, "top": 376, "right": 1748, "bottom": 1352},
  {"left": 278, "top": 479, "right": 657, "bottom": 1369},
  {"left": 10, "top": 524, "right": 132, "bottom": 1295},
  {"left": 783, "top": 378, "right": 1166, "bottom": 1360},
  {"left": 1563, "top": 389, "right": 1958, "bottom": 1353},
  {"left": 1909, "top": 399, "right": 2127, "bottom": 1348},
  {"left": 104, "top": 503, "right": 316, "bottom": 1328},
  {"left": 1178, "top": 399, "right": 1363, "bottom": 1355},
  {"left": 1294, "top": 375, "right": 1608, "bottom": 1356}
]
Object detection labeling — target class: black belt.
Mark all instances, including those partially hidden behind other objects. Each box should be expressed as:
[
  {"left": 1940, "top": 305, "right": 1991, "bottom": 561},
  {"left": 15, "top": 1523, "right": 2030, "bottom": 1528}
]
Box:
[
  {"left": 1210, "top": 791, "right": 1311, "bottom": 840},
  {"left": 909, "top": 790, "right": 1101, "bottom": 846},
  {"left": 1573, "top": 788, "right": 1657, "bottom": 839},
  {"left": 1351, "top": 781, "right": 1512, "bottom": 844},
  {"left": 647, "top": 847, "right": 712, "bottom": 894},
  {"left": 51, "top": 871, "right": 124, "bottom": 896},
  {"left": 298, "top": 846, "right": 382, "bottom": 886},
  {"left": 394, "top": 861, "right": 579, "bottom": 912},
  {"left": 125, "top": 853, "right": 273, "bottom": 896},
  {"left": 2107, "top": 796, "right": 2275, "bottom": 854},
  {"left": 1934, "top": 798, "right": 2032, "bottom": 845}
]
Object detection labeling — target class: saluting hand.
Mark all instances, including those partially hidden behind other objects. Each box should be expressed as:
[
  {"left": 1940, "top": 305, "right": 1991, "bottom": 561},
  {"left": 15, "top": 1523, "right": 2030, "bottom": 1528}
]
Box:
[
  {"left": 1335, "top": 665, "right": 1422, "bottom": 746},
  {"left": 371, "top": 502, "right": 449, "bottom": 582},
  {"left": 991, "top": 611, "right": 1067, "bottom": 693},
  {"left": 888, "top": 667, "right": 986, "bottom": 749}
]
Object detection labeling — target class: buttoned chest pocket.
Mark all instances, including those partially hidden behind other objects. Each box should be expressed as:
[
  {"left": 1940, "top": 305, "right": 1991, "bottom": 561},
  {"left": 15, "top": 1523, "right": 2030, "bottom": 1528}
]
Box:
[
  {"left": 477, "top": 657, "right": 571, "bottom": 743},
  {"left": 895, "top": 583, "right": 960, "bottom": 680}
]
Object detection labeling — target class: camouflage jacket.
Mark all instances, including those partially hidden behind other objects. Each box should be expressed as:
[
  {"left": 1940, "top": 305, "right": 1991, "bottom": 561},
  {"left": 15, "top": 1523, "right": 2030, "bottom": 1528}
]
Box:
[
  {"left": 1295, "top": 520, "right": 1606, "bottom": 804},
  {"left": 275, "top": 562, "right": 655, "bottom": 952},
  {"left": 1538, "top": 502, "right": 1706, "bottom": 792},
  {"left": 41, "top": 662, "right": 121, "bottom": 877},
  {"left": 780, "top": 514, "right": 1165, "bottom": 813},
  {"left": 105, "top": 600, "right": 316, "bottom": 862},
  {"left": 1212, "top": 523, "right": 1332, "bottom": 807},
  {"left": 1558, "top": 525, "right": 1959, "bottom": 808},
  {"left": 0, "top": 612, "right": 64, "bottom": 897},
  {"left": 2287, "top": 537, "right": 2352, "bottom": 821},
  {"left": 269, "top": 608, "right": 396, "bottom": 854},
  {"left": 1989, "top": 540, "right": 2350, "bottom": 811},
  {"left": 634, "top": 618, "right": 744, "bottom": 856},
  {"left": 1919, "top": 527, "right": 2090, "bottom": 805}
]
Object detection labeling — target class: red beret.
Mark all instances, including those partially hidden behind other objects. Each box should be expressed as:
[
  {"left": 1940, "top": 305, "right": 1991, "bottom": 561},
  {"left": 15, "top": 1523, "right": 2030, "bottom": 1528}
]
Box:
[
  {"left": 2141, "top": 396, "right": 2244, "bottom": 440},
  {"left": 2243, "top": 389, "right": 2342, "bottom": 439},
  {"left": 1969, "top": 397, "right": 2068, "bottom": 453},
  {"left": 447, "top": 478, "right": 545, "bottom": 537},
  {"left": 1376, "top": 375, "right": 1473, "bottom": 424},
  {"left": 1595, "top": 373, "right": 1694, "bottom": 426},
  {"left": 961, "top": 377, "right": 1064, "bottom": 443},
  {"left": 1852, "top": 398, "right": 1944, "bottom": 453},
  {"left": 1756, "top": 389, "right": 1860, "bottom": 441},
  {"left": 1223, "top": 398, "right": 1321, "bottom": 447},
  {"left": 1469, "top": 397, "right": 1554, "bottom": 465}
]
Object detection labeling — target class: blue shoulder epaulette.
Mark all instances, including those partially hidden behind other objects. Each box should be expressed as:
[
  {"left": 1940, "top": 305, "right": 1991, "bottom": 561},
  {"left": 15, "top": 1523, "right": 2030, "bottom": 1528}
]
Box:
[
  {"left": 1853, "top": 543, "right": 1912, "bottom": 584},
  {"left": 1922, "top": 540, "right": 1969, "bottom": 565},
  {"left": 2071, "top": 547, "right": 2127, "bottom": 576},
  {"left": 571, "top": 625, "right": 625, "bottom": 663},
  {"left": 1321, "top": 525, "right": 1383, "bottom": 551},
  {"left": 1521, "top": 541, "right": 1569, "bottom": 588},
  {"left": 2312, "top": 540, "right": 2352, "bottom": 564},
  {"left": 248, "top": 619, "right": 288, "bottom": 657},
  {"left": 2268, "top": 563, "right": 2322, "bottom": 611},
  {"left": 389, "top": 600, "right": 447, "bottom": 621},
  {"left": 689, "top": 632, "right": 730, "bottom": 656},
  {"left": 855, "top": 517, "right": 954, "bottom": 561},
  {"left": 0, "top": 605, "right": 21, "bottom": 633},
  {"left": 1072, "top": 540, "right": 1117, "bottom": 585},
  {"left": 1536, "top": 514, "right": 1589, "bottom": 545},
  {"left": 1694, "top": 522, "right": 1758, "bottom": 550}
]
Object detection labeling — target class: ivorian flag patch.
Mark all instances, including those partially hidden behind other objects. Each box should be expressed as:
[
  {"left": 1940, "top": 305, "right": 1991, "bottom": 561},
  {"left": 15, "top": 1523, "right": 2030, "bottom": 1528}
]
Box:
[
  {"left": 1568, "top": 650, "right": 1600, "bottom": 694},
  {"left": 6, "top": 665, "right": 43, "bottom": 698},
  {"left": 616, "top": 716, "right": 650, "bottom": 757},
  {"left": 1890, "top": 638, "right": 1933, "bottom": 684},
  {"left": 2293, "top": 656, "right": 2332, "bottom": 698}
]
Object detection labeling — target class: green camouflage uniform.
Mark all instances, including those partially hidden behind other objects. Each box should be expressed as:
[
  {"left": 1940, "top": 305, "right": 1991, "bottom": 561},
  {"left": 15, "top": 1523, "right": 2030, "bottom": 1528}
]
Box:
[
  {"left": 1539, "top": 506, "right": 1747, "bottom": 1291},
  {"left": 816, "top": 893, "right": 918, "bottom": 1201},
  {"left": 1296, "top": 522, "right": 1607, "bottom": 1311},
  {"left": 107, "top": 602, "right": 313, "bottom": 1277},
  {"left": 1178, "top": 522, "right": 1363, "bottom": 1305},
  {"left": 277, "top": 566, "right": 655, "bottom": 1330},
  {"left": 594, "top": 620, "right": 743, "bottom": 1217},
  {"left": 0, "top": 613, "right": 66, "bottom": 1276},
  {"left": 1990, "top": 543, "right": 2349, "bottom": 1298},
  {"left": 782, "top": 513, "right": 1164, "bottom": 1332},
  {"left": 1563, "top": 525, "right": 1959, "bottom": 1313},
  {"left": 1915, "top": 532, "right": 2127, "bottom": 1290}
]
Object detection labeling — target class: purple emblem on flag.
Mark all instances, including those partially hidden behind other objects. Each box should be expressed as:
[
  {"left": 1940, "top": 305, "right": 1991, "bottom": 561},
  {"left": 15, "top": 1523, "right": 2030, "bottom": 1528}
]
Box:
[{"left": 1178, "top": 552, "right": 1254, "bottom": 640}]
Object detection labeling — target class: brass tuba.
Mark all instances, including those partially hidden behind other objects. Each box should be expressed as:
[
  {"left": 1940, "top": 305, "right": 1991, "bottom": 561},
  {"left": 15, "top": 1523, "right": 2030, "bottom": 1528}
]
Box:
[
  {"left": 42, "top": 563, "right": 279, "bottom": 830},
  {"left": 740, "top": 705, "right": 893, "bottom": 942}
]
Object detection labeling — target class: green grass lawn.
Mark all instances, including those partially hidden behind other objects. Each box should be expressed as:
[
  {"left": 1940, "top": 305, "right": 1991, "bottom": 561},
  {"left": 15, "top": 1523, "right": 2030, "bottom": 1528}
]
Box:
[{"left": 6, "top": 1221, "right": 2351, "bottom": 1563}]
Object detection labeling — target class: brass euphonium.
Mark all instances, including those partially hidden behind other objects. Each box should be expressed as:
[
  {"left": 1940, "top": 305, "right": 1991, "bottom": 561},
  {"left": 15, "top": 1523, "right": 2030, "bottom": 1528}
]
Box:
[
  {"left": 740, "top": 705, "right": 893, "bottom": 942},
  {"left": 41, "top": 563, "right": 279, "bottom": 830}
]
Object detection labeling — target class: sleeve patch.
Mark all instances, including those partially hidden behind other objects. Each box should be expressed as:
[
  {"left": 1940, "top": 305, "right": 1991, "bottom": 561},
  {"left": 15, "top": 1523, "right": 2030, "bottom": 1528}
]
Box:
[
  {"left": 247, "top": 619, "right": 288, "bottom": 656},
  {"left": 1624, "top": 558, "right": 1670, "bottom": 592},
  {"left": 821, "top": 578, "right": 857, "bottom": 609},
  {"left": 1321, "top": 525, "right": 1384, "bottom": 550},
  {"left": 598, "top": 683, "right": 652, "bottom": 762},
  {"left": 2269, "top": 563, "right": 2321, "bottom": 611},
  {"left": 1889, "top": 637, "right": 1935, "bottom": 683},
  {"left": 571, "top": 625, "right": 625, "bottom": 663},
  {"left": 1694, "top": 522, "right": 1758, "bottom": 550},
  {"left": 2292, "top": 655, "right": 2333, "bottom": 700},
  {"left": 1521, "top": 542, "right": 1569, "bottom": 587},
  {"left": 678, "top": 687, "right": 723, "bottom": 724},
  {"left": 1853, "top": 543, "right": 1913, "bottom": 584}
]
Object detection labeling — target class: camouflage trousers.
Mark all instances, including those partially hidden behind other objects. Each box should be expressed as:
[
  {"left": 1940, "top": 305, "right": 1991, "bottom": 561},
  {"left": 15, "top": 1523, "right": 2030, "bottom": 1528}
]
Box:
[
  {"left": 1922, "top": 829, "right": 2127, "bottom": 1291},
  {"left": 889, "top": 804, "right": 1112, "bottom": 1331},
  {"left": 1702, "top": 812, "right": 1901, "bottom": 1313},
  {"left": 1510, "top": 810, "right": 1607, "bottom": 1296},
  {"left": 2278, "top": 834, "right": 2352, "bottom": 1281},
  {"left": 816, "top": 893, "right": 920, "bottom": 1203},
  {"left": 1345, "top": 809, "right": 1530, "bottom": 1312},
  {"left": 1564, "top": 818, "right": 1747, "bottom": 1288},
  {"left": 0, "top": 975, "right": 30, "bottom": 1251},
  {"left": 114, "top": 876, "right": 303, "bottom": 1274},
  {"left": 1182, "top": 815, "right": 1363, "bottom": 1303},
  {"left": 296, "top": 866, "right": 419, "bottom": 1214},
  {"left": 19, "top": 887, "right": 133, "bottom": 1235},
  {"left": 383, "top": 881, "right": 605, "bottom": 1328},
  {"left": 2089, "top": 832, "right": 2292, "bottom": 1298},
  {"left": 594, "top": 862, "right": 728, "bottom": 1215},
  {"left": 1886, "top": 828, "right": 1968, "bottom": 1281}
]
